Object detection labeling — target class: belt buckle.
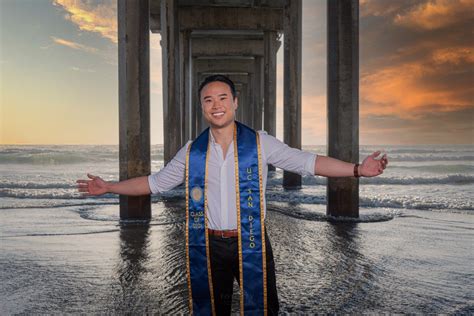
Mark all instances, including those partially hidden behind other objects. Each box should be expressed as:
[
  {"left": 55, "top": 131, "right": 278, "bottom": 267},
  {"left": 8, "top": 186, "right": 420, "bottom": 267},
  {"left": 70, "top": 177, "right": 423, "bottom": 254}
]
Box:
[{"left": 221, "top": 231, "right": 229, "bottom": 239}]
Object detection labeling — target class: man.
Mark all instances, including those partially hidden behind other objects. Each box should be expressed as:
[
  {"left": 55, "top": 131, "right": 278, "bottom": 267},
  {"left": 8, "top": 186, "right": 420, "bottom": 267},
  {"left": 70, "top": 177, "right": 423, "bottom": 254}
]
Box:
[{"left": 77, "top": 75, "right": 388, "bottom": 315}]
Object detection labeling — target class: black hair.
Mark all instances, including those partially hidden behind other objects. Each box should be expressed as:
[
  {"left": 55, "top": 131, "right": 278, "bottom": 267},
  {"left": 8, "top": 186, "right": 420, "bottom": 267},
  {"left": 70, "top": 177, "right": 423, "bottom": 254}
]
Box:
[{"left": 198, "top": 74, "right": 237, "bottom": 100}]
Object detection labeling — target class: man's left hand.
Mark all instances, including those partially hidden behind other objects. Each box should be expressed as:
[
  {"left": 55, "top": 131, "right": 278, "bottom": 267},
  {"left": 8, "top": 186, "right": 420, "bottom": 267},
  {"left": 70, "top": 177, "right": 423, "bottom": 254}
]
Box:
[{"left": 360, "top": 151, "right": 388, "bottom": 177}]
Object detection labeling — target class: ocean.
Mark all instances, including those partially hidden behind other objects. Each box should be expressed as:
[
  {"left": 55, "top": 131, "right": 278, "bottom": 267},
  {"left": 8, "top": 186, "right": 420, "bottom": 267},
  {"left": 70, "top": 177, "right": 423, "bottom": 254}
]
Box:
[{"left": 1, "top": 144, "right": 473, "bottom": 314}]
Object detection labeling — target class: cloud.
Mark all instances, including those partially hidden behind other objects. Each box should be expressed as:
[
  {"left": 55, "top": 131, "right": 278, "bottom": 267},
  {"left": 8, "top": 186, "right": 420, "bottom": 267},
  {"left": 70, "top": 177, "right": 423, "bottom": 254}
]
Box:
[
  {"left": 359, "top": 0, "right": 474, "bottom": 117},
  {"left": 361, "top": 55, "right": 473, "bottom": 118},
  {"left": 360, "top": 0, "right": 415, "bottom": 18},
  {"left": 431, "top": 46, "right": 474, "bottom": 65},
  {"left": 394, "top": 0, "right": 474, "bottom": 30},
  {"left": 70, "top": 66, "right": 96, "bottom": 73},
  {"left": 51, "top": 36, "right": 98, "bottom": 53},
  {"left": 52, "top": 0, "right": 117, "bottom": 43}
]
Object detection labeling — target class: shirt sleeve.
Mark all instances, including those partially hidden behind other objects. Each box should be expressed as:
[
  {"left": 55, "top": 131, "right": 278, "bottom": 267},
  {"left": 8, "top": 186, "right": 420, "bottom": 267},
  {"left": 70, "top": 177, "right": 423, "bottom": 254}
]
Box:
[
  {"left": 147, "top": 141, "right": 192, "bottom": 194},
  {"left": 258, "top": 131, "right": 317, "bottom": 176}
]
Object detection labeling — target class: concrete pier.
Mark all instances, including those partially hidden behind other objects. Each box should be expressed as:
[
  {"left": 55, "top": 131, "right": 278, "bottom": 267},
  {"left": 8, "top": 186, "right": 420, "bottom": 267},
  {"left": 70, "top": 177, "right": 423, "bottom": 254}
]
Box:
[
  {"left": 161, "top": 0, "right": 182, "bottom": 164},
  {"left": 118, "top": 0, "right": 151, "bottom": 220},
  {"left": 327, "top": 0, "right": 359, "bottom": 218},
  {"left": 283, "top": 0, "right": 303, "bottom": 189},
  {"left": 116, "top": 0, "right": 360, "bottom": 220}
]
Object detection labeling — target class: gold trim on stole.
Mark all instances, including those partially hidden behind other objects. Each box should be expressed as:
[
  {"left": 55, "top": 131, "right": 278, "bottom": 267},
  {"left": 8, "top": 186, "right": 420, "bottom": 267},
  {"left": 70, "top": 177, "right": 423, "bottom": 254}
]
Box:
[
  {"left": 233, "top": 125, "right": 245, "bottom": 315},
  {"left": 185, "top": 144, "right": 193, "bottom": 314},
  {"left": 256, "top": 133, "right": 268, "bottom": 316},
  {"left": 185, "top": 138, "right": 216, "bottom": 316},
  {"left": 204, "top": 138, "right": 216, "bottom": 316}
]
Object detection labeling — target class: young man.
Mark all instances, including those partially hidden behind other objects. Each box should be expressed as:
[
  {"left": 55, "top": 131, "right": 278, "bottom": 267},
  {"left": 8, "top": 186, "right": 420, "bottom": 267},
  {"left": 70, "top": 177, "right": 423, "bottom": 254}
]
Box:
[{"left": 77, "top": 75, "right": 388, "bottom": 315}]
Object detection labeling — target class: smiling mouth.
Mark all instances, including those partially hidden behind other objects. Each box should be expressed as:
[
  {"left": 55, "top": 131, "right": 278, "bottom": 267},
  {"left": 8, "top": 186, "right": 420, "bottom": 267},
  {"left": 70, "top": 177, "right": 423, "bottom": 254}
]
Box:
[{"left": 212, "top": 112, "right": 225, "bottom": 117}]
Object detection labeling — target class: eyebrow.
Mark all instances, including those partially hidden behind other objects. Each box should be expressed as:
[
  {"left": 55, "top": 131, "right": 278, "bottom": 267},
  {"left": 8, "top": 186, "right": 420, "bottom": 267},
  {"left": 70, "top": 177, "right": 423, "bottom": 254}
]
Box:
[{"left": 203, "top": 93, "right": 228, "bottom": 100}]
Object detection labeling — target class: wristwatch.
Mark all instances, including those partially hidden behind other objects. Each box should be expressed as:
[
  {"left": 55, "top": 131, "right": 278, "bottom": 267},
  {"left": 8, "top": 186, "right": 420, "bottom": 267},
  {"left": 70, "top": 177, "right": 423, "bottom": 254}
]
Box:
[{"left": 354, "top": 163, "right": 360, "bottom": 177}]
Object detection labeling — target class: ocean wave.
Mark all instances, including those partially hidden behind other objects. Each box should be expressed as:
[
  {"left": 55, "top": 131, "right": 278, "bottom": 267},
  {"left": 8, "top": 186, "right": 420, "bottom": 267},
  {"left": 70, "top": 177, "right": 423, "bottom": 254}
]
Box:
[
  {"left": 265, "top": 191, "right": 474, "bottom": 211},
  {"left": 0, "top": 190, "right": 118, "bottom": 200},
  {"left": 389, "top": 164, "right": 474, "bottom": 173},
  {"left": 1, "top": 144, "right": 473, "bottom": 165},
  {"left": 365, "top": 148, "right": 473, "bottom": 154},
  {"left": 0, "top": 173, "right": 471, "bottom": 193},
  {"left": 1, "top": 186, "right": 472, "bottom": 212},
  {"left": 267, "top": 174, "right": 474, "bottom": 186},
  {"left": 0, "top": 146, "right": 163, "bottom": 165},
  {"left": 0, "top": 182, "right": 75, "bottom": 189},
  {"left": 382, "top": 155, "right": 474, "bottom": 162}
]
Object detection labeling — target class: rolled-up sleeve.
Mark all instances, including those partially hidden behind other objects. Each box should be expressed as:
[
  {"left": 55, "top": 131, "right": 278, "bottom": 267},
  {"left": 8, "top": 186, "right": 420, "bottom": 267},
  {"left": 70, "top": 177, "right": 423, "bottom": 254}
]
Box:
[
  {"left": 148, "top": 141, "right": 191, "bottom": 194},
  {"left": 259, "top": 131, "right": 317, "bottom": 176}
]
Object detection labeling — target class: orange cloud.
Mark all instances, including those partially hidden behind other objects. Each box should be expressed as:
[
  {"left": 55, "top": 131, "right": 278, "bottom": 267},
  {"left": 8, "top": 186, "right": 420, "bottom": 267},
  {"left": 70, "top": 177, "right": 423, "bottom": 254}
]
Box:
[
  {"left": 51, "top": 36, "right": 98, "bottom": 53},
  {"left": 360, "top": 0, "right": 406, "bottom": 17},
  {"left": 361, "top": 54, "right": 473, "bottom": 118},
  {"left": 52, "top": 0, "right": 117, "bottom": 43},
  {"left": 394, "top": 0, "right": 474, "bottom": 30},
  {"left": 431, "top": 47, "right": 474, "bottom": 65}
]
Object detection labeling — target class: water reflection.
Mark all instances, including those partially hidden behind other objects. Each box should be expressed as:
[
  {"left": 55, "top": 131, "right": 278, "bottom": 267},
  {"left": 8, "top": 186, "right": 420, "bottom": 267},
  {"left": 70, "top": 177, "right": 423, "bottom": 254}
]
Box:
[
  {"left": 318, "top": 222, "right": 377, "bottom": 313},
  {"left": 113, "top": 222, "right": 152, "bottom": 313}
]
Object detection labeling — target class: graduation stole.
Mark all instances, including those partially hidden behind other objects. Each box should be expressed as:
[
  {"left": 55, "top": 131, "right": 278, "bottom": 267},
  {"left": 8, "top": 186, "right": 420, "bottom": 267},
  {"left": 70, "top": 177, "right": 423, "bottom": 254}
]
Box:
[{"left": 185, "top": 121, "right": 267, "bottom": 315}]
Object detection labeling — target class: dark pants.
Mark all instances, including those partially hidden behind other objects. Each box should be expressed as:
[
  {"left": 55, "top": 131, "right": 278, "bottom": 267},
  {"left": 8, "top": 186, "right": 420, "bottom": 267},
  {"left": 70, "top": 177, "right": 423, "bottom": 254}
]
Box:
[{"left": 209, "top": 232, "right": 279, "bottom": 316}]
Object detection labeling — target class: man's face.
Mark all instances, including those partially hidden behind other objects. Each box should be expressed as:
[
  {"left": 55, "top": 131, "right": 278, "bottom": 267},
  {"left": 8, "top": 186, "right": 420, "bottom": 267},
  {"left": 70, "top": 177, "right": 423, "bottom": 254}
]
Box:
[{"left": 200, "top": 81, "right": 238, "bottom": 129}]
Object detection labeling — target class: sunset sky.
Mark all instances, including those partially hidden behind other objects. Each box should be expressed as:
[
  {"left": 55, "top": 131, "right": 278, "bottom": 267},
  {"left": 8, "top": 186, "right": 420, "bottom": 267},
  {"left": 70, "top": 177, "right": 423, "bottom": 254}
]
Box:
[{"left": 1, "top": 0, "right": 473, "bottom": 145}]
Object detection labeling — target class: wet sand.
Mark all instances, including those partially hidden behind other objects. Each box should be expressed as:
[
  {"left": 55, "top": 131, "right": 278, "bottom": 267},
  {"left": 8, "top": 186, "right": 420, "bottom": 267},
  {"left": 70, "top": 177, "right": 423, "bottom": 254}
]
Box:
[{"left": 1, "top": 201, "right": 473, "bottom": 314}]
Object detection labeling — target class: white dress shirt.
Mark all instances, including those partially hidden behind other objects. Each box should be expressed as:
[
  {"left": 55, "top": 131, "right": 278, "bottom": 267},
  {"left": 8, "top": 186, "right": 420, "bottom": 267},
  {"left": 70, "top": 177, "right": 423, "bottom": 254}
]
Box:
[{"left": 148, "top": 130, "right": 317, "bottom": 230}]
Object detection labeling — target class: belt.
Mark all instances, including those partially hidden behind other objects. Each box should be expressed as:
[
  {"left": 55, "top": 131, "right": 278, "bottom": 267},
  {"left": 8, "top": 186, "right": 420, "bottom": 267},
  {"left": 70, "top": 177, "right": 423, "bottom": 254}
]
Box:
[{"left": 208, "top": 229, "right": 238, "bottom": 238}]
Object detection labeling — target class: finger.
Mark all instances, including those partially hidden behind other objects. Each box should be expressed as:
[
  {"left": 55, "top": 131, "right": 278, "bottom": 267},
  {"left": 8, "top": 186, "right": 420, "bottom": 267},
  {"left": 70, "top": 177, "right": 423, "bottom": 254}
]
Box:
[
  {"left": 87, "top": 173, "right": 97, "bottom": 179},
  {"left": 76, "top": 184, "right": 89, "bottom": 190},
  {"left": 76, "top": 179, "right": 90, "bottom": 184},
  {"left": 371, "top": 151, "right": 381, "bottom": 158}
]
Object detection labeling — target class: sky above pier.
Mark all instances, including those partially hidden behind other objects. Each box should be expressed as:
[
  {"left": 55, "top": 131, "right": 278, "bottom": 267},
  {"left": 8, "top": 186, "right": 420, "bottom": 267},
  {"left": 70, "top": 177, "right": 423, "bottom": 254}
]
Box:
[{"left": 1, "top": 0, "right": 473, "bottom": 145}]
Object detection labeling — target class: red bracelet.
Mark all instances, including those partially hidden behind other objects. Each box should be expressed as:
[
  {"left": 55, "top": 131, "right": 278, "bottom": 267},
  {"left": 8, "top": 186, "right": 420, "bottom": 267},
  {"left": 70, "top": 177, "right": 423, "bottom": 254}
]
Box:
[{"left": 354, "top": 163, "right": 360, "bottom": 178}]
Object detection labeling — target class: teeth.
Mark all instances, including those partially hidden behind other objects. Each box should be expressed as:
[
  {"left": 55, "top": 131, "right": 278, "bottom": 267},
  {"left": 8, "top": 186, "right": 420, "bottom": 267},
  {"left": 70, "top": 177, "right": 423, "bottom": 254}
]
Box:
[{"left": 212, "top": 112, "right": 224, "bottom": 117}]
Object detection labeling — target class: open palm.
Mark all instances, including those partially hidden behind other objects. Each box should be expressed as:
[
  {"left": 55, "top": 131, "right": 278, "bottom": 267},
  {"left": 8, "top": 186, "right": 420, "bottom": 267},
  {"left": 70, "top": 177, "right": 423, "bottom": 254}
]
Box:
[
  {"left": 360, "top": 151, "right": 388, "bottom": 177},
  {"left": 76, "top": 173, "right": 108, "bottom": 196}
]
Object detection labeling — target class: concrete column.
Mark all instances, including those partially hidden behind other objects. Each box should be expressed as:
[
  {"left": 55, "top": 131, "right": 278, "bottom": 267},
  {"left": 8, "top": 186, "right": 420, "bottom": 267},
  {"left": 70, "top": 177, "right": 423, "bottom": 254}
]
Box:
[
  {"left": 327, "top": 0, "right": 359, "bottom": 218},
  {"left": 283, "top": 0, "right": 302, "bottom": 189},
  {"left": 192, "top": 64, "right": 199, "bottom": 138},
  {"left": 181, "top": 30, "right": 191, "bottom": 143},
  {"left": 242, "top": 74, "right": 253, "bottom": 127},
  {"left": 118, "top": 0, "right": 151, "bottom": 220},
  {"left": 253, "top": 56, "right": 263, "bottom": 130},
  {"left": 235, "top": 84, "right": 243, "bottom": 122},
  {"left": 264, "top": 31, "right": 278, "bottom": 171},
  {"left": 161, "top": 0, "right": 181, "bottom": 164},
  {"left": 264, "top": 31, "right": 277, "bottom": 137}
]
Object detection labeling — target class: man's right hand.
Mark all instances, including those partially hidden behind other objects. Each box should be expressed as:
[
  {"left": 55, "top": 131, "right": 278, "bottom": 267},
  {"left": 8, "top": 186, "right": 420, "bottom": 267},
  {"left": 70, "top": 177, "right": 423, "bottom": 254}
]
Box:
[{"left": 76, "top": 173, "right": 108, "bottom": 196}]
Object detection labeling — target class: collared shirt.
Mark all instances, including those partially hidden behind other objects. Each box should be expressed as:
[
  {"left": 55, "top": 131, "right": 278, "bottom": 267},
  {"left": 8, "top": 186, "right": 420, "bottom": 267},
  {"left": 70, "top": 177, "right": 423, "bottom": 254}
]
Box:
[{"left": 148, "top": 130, "right": 317, "bottom": 230}]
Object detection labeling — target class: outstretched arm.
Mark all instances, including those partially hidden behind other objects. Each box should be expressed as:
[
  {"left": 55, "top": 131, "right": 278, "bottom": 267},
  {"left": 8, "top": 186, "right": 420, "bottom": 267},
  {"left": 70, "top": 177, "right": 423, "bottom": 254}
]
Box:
[
  {"left": 314, "top": 151, "right": 388, "bottom": 178},
  {"left": 77, "top": 141, "right": 191, "bottom": 197},
  {"left": 76, "top": 173, "right": 151, "bottom": 197}
]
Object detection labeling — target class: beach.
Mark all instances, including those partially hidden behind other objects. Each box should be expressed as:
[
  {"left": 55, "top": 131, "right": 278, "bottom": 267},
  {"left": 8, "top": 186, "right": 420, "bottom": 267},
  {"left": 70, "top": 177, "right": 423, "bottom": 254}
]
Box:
[{"left": 1, "top": 144, "right": 473, "bottom": 314}]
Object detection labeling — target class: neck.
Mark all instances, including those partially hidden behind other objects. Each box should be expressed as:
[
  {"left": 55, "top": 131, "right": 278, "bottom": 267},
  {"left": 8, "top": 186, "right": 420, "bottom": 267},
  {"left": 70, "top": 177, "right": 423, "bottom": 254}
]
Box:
[{"left": 210, "top": 121, "right": 235, "bottom": 146}]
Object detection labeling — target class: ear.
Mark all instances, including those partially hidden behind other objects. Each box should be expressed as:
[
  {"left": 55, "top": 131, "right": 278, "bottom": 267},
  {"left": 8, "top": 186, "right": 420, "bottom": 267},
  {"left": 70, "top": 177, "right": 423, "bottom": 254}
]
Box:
[{"left": 233, "top": 97, "right": 238, "bottom": 110}]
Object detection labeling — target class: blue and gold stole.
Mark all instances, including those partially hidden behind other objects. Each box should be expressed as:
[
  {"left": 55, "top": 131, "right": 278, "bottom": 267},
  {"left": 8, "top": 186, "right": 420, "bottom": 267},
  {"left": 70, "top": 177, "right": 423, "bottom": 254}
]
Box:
[{"left": 185, "top": 121, "right": 267, "bottom": 315}]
